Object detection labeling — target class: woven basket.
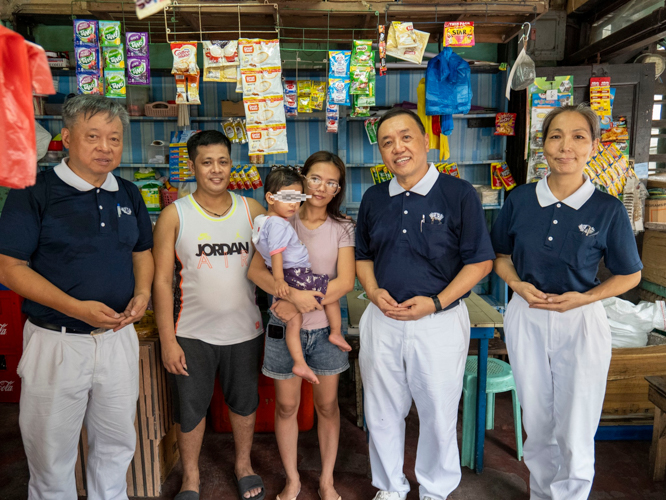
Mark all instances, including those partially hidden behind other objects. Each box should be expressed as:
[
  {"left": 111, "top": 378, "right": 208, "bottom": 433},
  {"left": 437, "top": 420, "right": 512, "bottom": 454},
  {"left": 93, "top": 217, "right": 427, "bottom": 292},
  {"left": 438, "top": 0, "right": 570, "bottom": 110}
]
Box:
[{"left": 145, "top": 102, "right": 178, "bottom": 117}]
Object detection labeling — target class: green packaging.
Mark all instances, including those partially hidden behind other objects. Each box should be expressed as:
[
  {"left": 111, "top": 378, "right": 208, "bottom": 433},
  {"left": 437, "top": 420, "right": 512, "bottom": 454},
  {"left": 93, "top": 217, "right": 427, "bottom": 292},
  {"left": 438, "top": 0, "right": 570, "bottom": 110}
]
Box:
[
  {"left": 105, "top": 69, "right": 127, "bottom": 98},
  {"left": 99, "top": 21, "right": 122, "bottom": 46},
  {"left": 103, "top": 45, "right": 125, "bottom": 69}
]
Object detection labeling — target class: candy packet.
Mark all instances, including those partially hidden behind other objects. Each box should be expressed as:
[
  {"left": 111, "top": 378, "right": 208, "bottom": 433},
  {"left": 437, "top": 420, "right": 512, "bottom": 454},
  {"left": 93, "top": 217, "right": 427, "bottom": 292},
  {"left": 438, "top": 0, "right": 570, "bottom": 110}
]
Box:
[
  {"left": 76, "top": 45, "right": 100, "bottom": 72},
  {"left": 329, "top": 51, "right": 351, "bottom": 78},
  {"left": 77, "top": 72, "right": 103, "bottom": 95},
  {"left": 126, "top": 32, "right": 149, "bottom": 56},
  {"left": 328, "top": 78, "right": 350, "bottom": 106},
  {"left": 239, "top": 39, "right": 281, "bottom": 69},
  {"left": 494, "top": 113, "right": 517, "bottom": 136},
  {"left": 103, "top": 45, "right": 125, "bottom": 69},
  {"left": 74, "top": 20, "right": 98, "bottom": 46},
  {"left": 391, "top": 21, "right": 418, "bottom": 48},
  {"left": 171, "top": 41, "right": 198, "bottom": 74},
  {"left": 127, "top": 56, "right": 151, "bottom": 85},
  {"left": 99, "top": 21, "right": 121, "bottom": 46},
  {"left": 104, "top": 69, "right": 126, "bottom": 98}
]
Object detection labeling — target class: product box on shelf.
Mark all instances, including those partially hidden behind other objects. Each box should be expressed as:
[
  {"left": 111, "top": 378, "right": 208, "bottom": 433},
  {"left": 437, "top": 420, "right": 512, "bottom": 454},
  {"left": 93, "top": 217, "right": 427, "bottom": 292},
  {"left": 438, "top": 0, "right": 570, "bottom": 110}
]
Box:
[
  {"left": 221, "top": 100, "right": 245, "bottom": 117},
  {"left": 646, "top": 199, "right": 666, "bottom": 224},
  {"left": 642, "top": 230, "right": 666, "bottom": 288}
]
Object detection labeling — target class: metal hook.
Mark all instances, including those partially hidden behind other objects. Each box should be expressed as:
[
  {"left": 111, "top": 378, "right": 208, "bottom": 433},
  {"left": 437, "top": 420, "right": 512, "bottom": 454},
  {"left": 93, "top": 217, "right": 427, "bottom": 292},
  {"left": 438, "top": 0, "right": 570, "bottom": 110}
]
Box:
[{"left": 518, "top": 22, "right": 531, "bottom": 45}]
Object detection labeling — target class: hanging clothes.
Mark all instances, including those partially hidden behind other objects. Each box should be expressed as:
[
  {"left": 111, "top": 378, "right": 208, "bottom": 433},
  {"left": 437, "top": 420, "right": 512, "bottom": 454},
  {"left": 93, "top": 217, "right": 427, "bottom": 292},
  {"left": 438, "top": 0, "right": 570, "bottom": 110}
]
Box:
[
  {"left": 425, "top": 47, "right": 472, "bottom": 116},
  {"left": 0, "top": 26, "right": 55, "bottom": 189}
]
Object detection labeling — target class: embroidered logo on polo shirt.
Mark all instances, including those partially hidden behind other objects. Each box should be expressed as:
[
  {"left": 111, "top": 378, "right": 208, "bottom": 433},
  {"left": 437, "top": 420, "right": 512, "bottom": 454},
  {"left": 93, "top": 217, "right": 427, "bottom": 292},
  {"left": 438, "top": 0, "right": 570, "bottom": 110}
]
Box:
[
  {"left": 120, "top": 207, "right": 132, "bottom": 215},
  {"left": 578, "top": 224, "right": 597, "bottom": 236},
  {"left": 429, "top": 212, "right": 444, "bottom": 223}
]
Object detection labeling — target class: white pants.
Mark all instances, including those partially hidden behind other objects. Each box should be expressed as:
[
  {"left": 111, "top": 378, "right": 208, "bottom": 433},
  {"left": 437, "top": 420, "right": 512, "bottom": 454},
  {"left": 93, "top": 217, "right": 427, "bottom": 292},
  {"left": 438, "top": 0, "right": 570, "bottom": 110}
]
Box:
[
  {"left": 359, "top": 302, "right": 470, "bottom": 500},
  {"left": 505, "top": 294, "right": 612, "bottom": 500},
  {"left": 18, "top": 320, "right": 140, "bottom": 500}
]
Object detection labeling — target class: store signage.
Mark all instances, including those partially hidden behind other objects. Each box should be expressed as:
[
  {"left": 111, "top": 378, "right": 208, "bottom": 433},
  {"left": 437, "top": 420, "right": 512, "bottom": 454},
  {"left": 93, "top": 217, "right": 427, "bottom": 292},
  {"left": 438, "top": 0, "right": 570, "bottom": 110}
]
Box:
[{"left": 444, "top": 22, "right": 475, "bottom": 47}]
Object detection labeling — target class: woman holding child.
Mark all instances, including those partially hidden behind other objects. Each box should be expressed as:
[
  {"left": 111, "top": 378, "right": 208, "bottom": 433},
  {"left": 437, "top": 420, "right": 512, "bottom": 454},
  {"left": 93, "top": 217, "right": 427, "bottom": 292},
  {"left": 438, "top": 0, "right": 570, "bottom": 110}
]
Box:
[{"left": 248, "top": 151, "right": 355, "bottom": 500}]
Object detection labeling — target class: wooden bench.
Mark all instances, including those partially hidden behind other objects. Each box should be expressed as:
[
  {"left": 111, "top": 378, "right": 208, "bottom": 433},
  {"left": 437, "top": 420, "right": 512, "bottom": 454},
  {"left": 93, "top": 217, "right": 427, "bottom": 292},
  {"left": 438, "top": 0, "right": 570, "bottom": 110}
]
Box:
[{"left": 646, "top": 376, "right": 666, "bottom": 481}]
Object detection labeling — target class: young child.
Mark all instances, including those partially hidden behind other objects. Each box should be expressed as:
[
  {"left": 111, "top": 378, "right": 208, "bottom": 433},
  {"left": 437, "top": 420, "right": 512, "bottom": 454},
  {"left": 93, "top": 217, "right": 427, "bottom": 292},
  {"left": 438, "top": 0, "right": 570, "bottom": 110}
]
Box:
[{"left": 252, "top": 167, "right": 351, "bottom": 385}]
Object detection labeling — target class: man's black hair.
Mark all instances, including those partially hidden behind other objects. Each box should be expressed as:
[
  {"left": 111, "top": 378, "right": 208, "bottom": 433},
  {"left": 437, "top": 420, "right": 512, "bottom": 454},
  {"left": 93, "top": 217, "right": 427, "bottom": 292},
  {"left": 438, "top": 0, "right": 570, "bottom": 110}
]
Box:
[
  {"left": 187, "top": 130, "right": 232, "bottom": 162},
  {"left": 375, "top": 107, "right": 426, "bottom": 138}
]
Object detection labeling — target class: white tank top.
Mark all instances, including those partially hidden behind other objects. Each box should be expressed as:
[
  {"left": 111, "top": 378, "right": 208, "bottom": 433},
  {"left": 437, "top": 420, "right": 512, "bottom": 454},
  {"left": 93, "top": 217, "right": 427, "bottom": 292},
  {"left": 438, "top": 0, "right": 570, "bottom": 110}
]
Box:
[{"left": 173, "top": 193, "right": 263, "bottom": 345}]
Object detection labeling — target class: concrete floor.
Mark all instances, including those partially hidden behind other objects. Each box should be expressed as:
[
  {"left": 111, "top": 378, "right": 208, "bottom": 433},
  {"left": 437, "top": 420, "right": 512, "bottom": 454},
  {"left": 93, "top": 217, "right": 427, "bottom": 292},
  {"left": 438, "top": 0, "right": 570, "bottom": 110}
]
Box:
[{"left": 1, "top": 390, "right": 665, "bottom": 500}]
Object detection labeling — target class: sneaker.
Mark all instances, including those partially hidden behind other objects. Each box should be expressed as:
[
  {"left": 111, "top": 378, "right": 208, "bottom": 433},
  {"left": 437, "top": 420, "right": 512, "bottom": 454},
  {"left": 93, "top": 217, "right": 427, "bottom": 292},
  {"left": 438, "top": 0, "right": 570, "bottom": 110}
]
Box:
[{"left": 372, "top": 492, "right": 407, "bottom": 500}]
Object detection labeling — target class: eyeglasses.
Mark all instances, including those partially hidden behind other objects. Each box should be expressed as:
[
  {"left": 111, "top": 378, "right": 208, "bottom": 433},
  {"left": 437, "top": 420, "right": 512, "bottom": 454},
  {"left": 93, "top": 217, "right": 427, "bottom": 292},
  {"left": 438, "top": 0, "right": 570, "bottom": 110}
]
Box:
[{"left": 305, "top": 176, "right": 340, "bottom": 194}]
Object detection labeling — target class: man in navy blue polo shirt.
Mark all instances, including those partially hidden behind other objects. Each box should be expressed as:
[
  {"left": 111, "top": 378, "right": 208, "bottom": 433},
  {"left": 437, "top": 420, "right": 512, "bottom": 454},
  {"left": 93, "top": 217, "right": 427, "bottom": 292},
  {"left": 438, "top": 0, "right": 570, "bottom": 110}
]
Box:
[
  {"left": 356, "top": 108, "right": 495, "bottom": 500},
  {"left": 0, "top": 95, "right": 154, "bottom": 500}
]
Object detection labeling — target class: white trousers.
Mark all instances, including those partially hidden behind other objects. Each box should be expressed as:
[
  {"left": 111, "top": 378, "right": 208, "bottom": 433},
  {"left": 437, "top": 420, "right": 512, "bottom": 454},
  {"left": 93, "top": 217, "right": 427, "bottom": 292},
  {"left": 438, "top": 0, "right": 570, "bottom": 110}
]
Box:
[
  {"left": 18, "top": 320, "right": 140, "bottom": 500},
  {"left": 359, "top": 301, "right": 470, "bottom": 500},
  {"left": 505, "top": 294, "right": 612, "bottom": 500}
]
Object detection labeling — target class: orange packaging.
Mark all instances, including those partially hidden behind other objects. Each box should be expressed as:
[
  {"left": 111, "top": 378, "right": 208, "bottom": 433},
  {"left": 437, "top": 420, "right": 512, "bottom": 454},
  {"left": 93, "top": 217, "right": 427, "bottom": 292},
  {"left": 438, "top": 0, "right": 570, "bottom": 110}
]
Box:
[
  {"left": 491, "top": 164, "right": 503, "bottom": 189},
  {"left": 494, "top": 113, "right": 516, "bottom": 136},
  {"left": 445, "top": 163, "right": 460, "bottom": 178},
  {"left": 238, "top": 165, "right": 252, "bottom": 190},
  {"left": 495, "top": 162, "right": 516, "bottom": 191}
]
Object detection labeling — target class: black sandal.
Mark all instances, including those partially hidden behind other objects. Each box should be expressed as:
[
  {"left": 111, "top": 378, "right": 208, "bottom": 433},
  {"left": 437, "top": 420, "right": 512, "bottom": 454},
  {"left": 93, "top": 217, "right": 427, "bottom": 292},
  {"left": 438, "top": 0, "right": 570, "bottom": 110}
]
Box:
[{"left": 234, "top": 474, "right": 266, "bottom": 500}]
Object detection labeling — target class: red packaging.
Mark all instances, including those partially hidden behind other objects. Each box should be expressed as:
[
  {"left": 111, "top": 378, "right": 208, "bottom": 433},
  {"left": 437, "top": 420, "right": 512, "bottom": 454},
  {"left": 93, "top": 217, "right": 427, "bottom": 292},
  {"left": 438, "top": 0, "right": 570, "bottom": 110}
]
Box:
[
  {"left": 491, "top": 164, "right": 503, "bottom": 189},
  {"left": 494, "top": 113, "right": 516, "bottom": 136},
  {"left": 0, "top": 353, "right": 21, "bottom": 403},
  {"left": 496, "top": 162, "right": 516, "bottom": 191},
  {"left": 0, "top": 291, "right": 26, "bottom": 354}
]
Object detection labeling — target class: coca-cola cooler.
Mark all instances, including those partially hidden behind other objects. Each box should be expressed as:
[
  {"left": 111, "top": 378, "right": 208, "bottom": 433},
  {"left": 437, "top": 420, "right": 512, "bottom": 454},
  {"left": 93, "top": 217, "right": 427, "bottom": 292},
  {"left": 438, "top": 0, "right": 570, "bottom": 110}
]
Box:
[{"left": 0, "top": 287, "right": 26, "bottom": 403}]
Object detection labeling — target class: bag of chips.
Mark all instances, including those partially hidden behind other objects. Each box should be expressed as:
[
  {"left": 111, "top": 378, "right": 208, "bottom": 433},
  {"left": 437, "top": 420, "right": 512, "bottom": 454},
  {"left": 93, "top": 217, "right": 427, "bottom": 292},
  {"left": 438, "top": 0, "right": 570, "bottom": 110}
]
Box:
[
  {"left": 494, "top": 113, "right": 516, "bottom": 136},
  {"left": 495, "top": 162, "right": 516, "bottom": 190}
]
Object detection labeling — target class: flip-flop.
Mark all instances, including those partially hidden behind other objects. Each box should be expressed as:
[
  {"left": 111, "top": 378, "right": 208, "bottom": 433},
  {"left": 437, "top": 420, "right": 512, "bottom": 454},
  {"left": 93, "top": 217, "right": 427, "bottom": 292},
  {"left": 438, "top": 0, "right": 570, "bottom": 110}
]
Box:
[
  {"left": 174, "top": 491, "right": 199, "bottom": 500},
  {"left": 234, "top": 473, "right": 266, "bottom": 500}
]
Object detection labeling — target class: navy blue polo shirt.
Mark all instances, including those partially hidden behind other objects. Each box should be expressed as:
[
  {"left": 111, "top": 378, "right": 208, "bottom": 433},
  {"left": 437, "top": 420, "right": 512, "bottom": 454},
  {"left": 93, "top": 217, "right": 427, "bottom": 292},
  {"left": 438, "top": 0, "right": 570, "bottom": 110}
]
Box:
[
  {"left": 0, "top": 160, "right": 153, "bottom": 330},
  {"left": 491, "top": 176, "right": 642, "bottom": 295},
  {"left": 356, "top": 164, "right": 496, "bottom": 304}
]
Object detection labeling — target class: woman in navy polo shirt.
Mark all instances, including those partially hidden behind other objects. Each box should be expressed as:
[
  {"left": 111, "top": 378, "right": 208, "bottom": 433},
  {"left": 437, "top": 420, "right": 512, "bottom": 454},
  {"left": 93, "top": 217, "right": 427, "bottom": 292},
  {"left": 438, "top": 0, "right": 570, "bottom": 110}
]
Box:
[{"left": 491, "top": 104, "right": 642, "bottom": 500}]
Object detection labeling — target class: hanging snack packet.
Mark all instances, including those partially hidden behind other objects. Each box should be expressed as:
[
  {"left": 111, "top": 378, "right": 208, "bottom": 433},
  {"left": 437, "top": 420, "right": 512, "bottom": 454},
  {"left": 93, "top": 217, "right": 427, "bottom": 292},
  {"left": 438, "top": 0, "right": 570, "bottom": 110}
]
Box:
[
  {"left": 328, "top": 78, "right": 351, "bottom": 106},
  {"left": 248, "top": 165, "right": 263, "bottom": 188},
  {"left": 236, "top": 165, "right": 252, "bottom": 190},
  {"left": 244, "top": 97, "right": 266, "bottom": 125},
  {"left": 386, "top": 27, "right": 429, "bottom": 65},
  {"left": 227, "top": 166, "right": 239, "bottom": 190},
  {"left": 310, "top": 82, "right": 327, "bottom": 110},
  {"left": 284, "top": 80, "right": 297, "bottom": 116},
  {"left": 203, "top": 41, "right": 225, "bottom": 68},
  {"left": 365, "top": 118, "right": 378, "bottom": 144},
  {"left": 297, "top": 80, "right": 312, "bottom": 96},
  {"left": 127, "top": 56, "right": 151, "bottom": 85},
  {"left": 175, "top": 74, "right": 187, "bottom": 104},
  {"left": 171, "top": 41, "right": 198, "bottom": 74},
  {"left": 247, "top": 124, "right": 288, "bottom": 155},
  {"left": 351, "top": 40, "right": 375, "bottom": 66},
  {"left": 242, "top": 67, "right": 283, "bottom": 96},
  {"left": 99, "top": 21, "right": 122, "bottom": 47},
  {"left": 234, "top": 119, "right": 248, "bottom": 144},
  {"left": 236, "top": 67, "right": 244, "bottom": 93},
  {"left": 126, "top": 32, "right": 149, "bottom": 56},
  {"left": 356, "top": 82, "right": 375, "bottom": 106},
  {"left": 188, "top": 73, "right": 200, "bottom": 104},
  {"left": 103, "top": 45, "right": 125, "bottom": 69},
  {"left": 494, "top": 113, "right": 517, "bottom": 136},
  {"left": 221, "top": 40, "right": 239, "bottom": 65},
  {"left": 391, "top": 21, "right": 418, "bottom": 48},
  {"left": 77, "top": 72, "right": 102, "bottom": 95},
  {"left": 239, "top": 39, "right": 281, "bottom": 68},
  {"left": 495, "top": 162, "right": 516, "bottom": 190},
  {"left": 104, "top": 69, "right": 126, "bottom": 98},
  {"left": 445, "top": 163, "right": 460, "bottom": 178},
  {"left": 298, "top": 96, "right": 312, "bottom": 113},
  {"left": 76, "top": 45, "right": 100, "bottom": 72},
  {"left": 350, "top": 65, "right": 374, "bottom": 95},
  {"left": 491, "top": 164, "right": 503, "bottom": 189},
  {"left": 378, "top": 25, "right": 387, "bottom": 76},
  {"left": 329, "top": 51, "right": 351, "bottom": 78},
  {"left": 327, "top": 117, "right": 339, "bottom": 133},
  {"left": 74, "top": 20, "right": 98, "bottom": 46}
]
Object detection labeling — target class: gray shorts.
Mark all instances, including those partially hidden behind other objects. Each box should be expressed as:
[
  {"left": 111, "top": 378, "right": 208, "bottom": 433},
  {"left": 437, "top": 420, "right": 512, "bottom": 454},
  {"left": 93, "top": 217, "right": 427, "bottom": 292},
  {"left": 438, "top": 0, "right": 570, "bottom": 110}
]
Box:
[{"left": 171, "top": 335, "right": 263, "bottom": 433}]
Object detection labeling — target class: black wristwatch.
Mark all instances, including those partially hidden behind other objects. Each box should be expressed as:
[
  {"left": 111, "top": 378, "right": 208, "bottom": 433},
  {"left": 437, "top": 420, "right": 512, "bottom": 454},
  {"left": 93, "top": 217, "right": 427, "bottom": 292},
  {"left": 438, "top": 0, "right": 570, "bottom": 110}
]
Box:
[{"left": 431, "top": 295, "right": 442, "bottom": 313}]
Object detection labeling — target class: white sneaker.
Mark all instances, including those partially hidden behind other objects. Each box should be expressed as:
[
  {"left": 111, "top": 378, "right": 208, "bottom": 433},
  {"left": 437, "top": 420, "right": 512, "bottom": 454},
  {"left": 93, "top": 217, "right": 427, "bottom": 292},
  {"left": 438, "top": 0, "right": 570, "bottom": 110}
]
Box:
[{"left": 372, "top": 492, "right": 407, "bottom": 500}]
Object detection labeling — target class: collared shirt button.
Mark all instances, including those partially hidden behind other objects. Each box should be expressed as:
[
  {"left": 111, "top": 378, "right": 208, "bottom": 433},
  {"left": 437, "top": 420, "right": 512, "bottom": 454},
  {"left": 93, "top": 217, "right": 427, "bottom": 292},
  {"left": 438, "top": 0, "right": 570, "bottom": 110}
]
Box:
[
  {"left": 402, "top": 229, "right": 407, "bottom": 233},
  {"left": 406, "top": 192, "right": 410, "bottom": 197},
  {"left": 99, "top": 205, "right": 103, "bottom": 210},
  {"left": 404, "top": 210, "right": 408, "bottom": 215},
  {"left": 556, "top": 203, "right": 561, "bottom": 208},
  {"left": 553, "top": 220, "right": 558, "bottom": 224},
  {"left": 96, "top": 189, "right": 100, "bottom": 194},
  {"left": 101, "top": 222, "right": 106, "bottom": 227},
  {"left": 548, "top": 236, "right": 553, "bottom": 241}
]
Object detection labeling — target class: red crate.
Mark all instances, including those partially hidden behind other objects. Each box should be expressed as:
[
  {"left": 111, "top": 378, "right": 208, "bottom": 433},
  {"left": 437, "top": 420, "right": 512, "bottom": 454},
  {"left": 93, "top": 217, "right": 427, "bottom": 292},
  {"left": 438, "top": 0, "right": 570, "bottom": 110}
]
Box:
[
  {"left": 0, "top": 291, "right": 26, "bottom": 354},
  {"left": 210, "top": 373, "right": 314, "bottom": 433},
  {"left": 0, "top": 353, "right": 21, "bottom": 403}
]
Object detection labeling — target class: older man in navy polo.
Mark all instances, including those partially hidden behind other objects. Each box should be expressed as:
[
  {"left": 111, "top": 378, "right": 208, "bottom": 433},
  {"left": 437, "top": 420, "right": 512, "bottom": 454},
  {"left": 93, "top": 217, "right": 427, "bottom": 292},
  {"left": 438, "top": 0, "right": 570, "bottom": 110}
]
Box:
[
  {"left": 0, "top": 95, "right": 154, "bottom": 500},
  {"left": 356, "top": 107, "right": 495, "bottom": 500}
]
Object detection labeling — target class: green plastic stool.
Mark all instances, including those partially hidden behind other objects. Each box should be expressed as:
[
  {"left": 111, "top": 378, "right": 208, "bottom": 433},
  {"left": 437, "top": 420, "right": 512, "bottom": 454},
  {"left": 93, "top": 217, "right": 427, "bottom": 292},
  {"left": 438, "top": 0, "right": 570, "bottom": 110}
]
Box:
[{"left": 461, "top": 355, "right": 523, "bottom": 469}]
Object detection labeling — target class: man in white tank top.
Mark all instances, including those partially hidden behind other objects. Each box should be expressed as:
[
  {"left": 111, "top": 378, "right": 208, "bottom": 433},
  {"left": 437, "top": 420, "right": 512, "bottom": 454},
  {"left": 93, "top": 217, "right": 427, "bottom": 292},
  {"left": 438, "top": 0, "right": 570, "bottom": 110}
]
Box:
[{"left": 153, "top": 131, "right": 266, "bottom": 500}]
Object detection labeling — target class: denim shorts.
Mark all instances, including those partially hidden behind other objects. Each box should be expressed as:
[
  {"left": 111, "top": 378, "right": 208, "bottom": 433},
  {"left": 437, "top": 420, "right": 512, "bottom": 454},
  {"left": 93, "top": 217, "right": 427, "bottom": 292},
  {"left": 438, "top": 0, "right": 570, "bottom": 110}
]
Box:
[{"left": 262, "top": 311, "right": 350, "bottom": 380}]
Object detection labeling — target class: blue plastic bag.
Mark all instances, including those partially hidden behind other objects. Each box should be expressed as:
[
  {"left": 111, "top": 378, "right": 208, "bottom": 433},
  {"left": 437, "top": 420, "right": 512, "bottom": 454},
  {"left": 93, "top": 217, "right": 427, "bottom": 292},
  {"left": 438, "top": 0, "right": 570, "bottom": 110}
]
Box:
[{"left": 425, "top": 48, "right": 472, "bottom": 116}]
